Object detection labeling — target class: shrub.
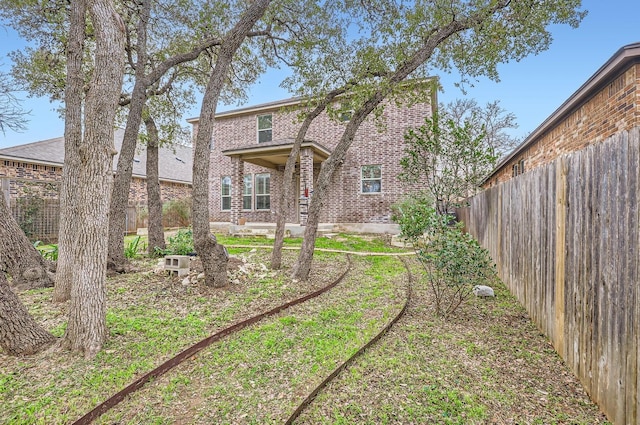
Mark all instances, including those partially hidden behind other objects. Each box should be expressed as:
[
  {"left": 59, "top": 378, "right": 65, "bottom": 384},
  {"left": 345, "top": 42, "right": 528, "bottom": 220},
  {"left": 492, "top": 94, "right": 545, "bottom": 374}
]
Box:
[
  {"left": 156, "top": 228, "right": 194, "bottom": 256},
  {"left": 393, "top": 196, "right": 497, "bottom": 317},
  {"left": 162, "top": 198, "right": 191, "bottom": 228}
]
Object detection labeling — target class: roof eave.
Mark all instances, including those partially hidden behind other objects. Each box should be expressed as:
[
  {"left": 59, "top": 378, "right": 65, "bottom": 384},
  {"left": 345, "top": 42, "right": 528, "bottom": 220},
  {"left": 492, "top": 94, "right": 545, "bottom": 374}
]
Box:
[{"left": 484, "top": 42, "right": 640, "bottom": 183}]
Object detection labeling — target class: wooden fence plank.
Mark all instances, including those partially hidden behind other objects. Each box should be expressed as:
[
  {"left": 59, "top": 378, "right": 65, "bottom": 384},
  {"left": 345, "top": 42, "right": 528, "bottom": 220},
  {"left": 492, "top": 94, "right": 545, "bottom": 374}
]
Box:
[{"left": 461, "top": 127, "right": 640, "bottom": 424}]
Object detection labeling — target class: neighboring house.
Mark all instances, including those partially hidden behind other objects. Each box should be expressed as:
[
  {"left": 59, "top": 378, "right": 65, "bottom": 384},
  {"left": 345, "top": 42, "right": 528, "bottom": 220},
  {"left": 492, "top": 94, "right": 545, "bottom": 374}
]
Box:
[
  {"left": 0, "top": 128, "right": 193, "bottom": 237},
  {"left": 484, "top": 42, "right": 640, "bottom": 187},
  {"left": 188, "top": 87, "right": 435, "bottom": 232}
]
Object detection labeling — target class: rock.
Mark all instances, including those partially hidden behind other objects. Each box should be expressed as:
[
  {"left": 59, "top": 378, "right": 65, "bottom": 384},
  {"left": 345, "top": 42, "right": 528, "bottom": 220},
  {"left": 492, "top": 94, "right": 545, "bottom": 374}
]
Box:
[
  {"left": 197, "top": 273, "right": 205, "bottom": 280},
  {"left": 473, "top": 285, "right": 495, "bottom": 297},
  {"left": 182, "top": 277, "right": 190, "bottom": 286}
]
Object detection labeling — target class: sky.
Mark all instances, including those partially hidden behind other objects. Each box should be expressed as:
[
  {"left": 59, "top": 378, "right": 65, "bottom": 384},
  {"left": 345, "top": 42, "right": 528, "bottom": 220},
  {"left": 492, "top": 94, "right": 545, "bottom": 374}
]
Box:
[{"left": 0, "top": 0, "right": 639, "bottom": 149}]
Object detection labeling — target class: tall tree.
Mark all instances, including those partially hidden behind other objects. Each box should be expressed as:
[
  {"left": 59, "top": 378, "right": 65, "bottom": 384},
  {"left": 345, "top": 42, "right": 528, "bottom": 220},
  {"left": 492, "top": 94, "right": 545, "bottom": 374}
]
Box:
[
  {"left": 442, "top": 98, "right": 520, "bottom": 157},
  {"left": 0, "top": 193, "right": 53, "bottom": 290},
  {"left": 291, "top": 0, "right": 585, "bottom": 280},
  {"left": 0, "top": 271, "right": 55, "bottom": 356},
  {"left": 192, "top": 0, "right": 272, "bottom": 287},
  {"left": 52, "top": 0, "right": 87, "bottom": 303},
  {"left": 60, "top": 0, "right": 126, "bottom": 358},
  {"left": 0, "top": 174, "right": 55, "bottom": 357},
  {"left": 270, "top": 96, "right": 334, "bottom": 270},
  {"left": 142, "top": 108, "right": 166, "bottom": 255}
]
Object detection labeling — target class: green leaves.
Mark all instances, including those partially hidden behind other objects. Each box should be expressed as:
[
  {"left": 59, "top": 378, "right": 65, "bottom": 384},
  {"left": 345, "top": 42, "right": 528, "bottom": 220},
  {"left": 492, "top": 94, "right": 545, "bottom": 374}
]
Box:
[
  {"left": 400, "top": 106, "right": 499, "bottom": 214},
  {"left": 394, "top": 197, "right": 497, "bottom": 318}
]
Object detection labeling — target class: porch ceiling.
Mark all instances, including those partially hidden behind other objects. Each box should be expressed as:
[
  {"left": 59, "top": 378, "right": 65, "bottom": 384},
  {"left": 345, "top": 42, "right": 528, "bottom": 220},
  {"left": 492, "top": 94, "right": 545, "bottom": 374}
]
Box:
[{"left": 222, "top": 139, "right": 331, "bottom": 169}]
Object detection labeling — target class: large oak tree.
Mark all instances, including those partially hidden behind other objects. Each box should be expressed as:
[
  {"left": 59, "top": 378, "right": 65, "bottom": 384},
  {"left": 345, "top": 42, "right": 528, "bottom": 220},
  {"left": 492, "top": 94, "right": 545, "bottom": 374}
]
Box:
[{"left": 289, "top": 0, "right": 585, "bottom": 280}]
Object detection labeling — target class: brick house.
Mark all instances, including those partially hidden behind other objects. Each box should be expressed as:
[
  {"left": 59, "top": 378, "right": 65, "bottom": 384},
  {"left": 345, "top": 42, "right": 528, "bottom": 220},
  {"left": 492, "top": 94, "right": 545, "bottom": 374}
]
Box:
[
  {"left": 484, "top": 42, "right": 640, "bottom": 187},
  {"left": 0, "top": 128, "right": 192, "bottom": 237},
  {"left": 188, "top": 87, "right": 435, "bottom": 233}
]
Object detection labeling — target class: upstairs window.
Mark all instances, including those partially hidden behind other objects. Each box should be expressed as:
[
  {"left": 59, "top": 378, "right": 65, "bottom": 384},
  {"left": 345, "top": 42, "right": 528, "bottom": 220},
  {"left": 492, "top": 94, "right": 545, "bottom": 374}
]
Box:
[
  {"left": 257, "top": 114, "right": 272, "bottom": 143},
  {"left": 361, "top": 165, "right": 382, "bottom": 193},
  {"left": 221, "top": 176, "right": 231, "bottom": 210},
  {"left": 243, "top": 174, "right": 253, "bottom": 210}
]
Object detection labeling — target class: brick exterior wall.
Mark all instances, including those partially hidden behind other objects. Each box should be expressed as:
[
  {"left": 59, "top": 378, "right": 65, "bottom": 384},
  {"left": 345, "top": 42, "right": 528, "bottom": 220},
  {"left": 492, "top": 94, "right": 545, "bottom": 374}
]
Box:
[
  {"left": 485, "top": 62, "right": 640, "bottom": 187},
  {"left": 204, "top": 97, "right": 433, "bottom": 224},
  {"left": 0, "top": 160, "right": 191, "bottom": 204}
]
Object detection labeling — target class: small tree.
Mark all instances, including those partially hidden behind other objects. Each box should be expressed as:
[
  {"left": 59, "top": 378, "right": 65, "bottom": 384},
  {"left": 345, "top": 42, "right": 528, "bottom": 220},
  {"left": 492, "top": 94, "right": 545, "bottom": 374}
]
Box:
[
  {"left": 441, "top": 99, "right": 521, "bottom": 158},
  {"left": 393, "top": 196, "right": 496, "bottom": 318},
  {"left": 400, "top": 110, "right": 498, "bottom": 214}
]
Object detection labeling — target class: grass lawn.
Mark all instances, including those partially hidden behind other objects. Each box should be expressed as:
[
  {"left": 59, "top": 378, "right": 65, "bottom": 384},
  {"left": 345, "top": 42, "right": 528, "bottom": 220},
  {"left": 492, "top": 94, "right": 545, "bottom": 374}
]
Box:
[{"left": 2, "top": 235, "right": 608, "bottom": 424}]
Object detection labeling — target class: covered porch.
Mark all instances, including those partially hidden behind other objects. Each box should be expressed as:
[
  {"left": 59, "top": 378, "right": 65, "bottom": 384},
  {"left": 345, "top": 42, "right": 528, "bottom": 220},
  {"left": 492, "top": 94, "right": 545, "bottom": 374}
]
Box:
[{"left": 221, "top": 139, "right": 331, "bottom": 225}]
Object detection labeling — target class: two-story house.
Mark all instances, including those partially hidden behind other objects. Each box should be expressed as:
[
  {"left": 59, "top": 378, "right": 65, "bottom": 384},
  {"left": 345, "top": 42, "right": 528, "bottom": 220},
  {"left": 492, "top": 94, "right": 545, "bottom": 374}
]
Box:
[{"left": 188, "top": 89, "right": 435, "bottom": 234}]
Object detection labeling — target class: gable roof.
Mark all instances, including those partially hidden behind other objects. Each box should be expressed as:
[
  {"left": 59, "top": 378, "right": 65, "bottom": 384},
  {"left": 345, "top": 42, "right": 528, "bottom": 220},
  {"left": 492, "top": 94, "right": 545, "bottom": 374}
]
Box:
[{"left": 0, "top": 128, "right": 193, "bottom": 184}]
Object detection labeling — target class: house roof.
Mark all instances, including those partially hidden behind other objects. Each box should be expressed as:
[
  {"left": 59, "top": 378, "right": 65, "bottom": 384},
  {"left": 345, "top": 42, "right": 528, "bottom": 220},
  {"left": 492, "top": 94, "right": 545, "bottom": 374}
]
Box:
[
  {"left": 187, "top": 78, "right": 438, "bottom": 123},
  {"left": 0, "top": 128, "right": 193, "bottom": 184},
  {"left": 485, "top": 41, "right": 640, "bottom": 183},
  {"left": 222, "top": 138, "right": 331, "bottom": 169},
  {"left": 187, "top": 97, "right": 305, "bottom": 124}
]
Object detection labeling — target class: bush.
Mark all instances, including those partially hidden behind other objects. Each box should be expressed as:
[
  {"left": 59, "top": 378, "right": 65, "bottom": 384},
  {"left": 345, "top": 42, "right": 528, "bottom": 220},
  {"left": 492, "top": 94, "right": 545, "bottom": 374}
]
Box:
[
  {"left": 393, "top": 196, "right": 497, "bottom": 317},
  {"left": 155, "top": 228, "right": 194, "bottom": 256},
  {"left": 162, "top": 198, "right": 191, "bottom": 228}
]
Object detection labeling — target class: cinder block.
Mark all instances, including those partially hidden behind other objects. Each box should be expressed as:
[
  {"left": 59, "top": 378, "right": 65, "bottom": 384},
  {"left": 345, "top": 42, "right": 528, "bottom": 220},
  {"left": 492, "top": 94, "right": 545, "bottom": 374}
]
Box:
[
  {"left": 166, "top": 268, "right": 190, "bottom": 277},
  {"left": 164, "top": 255, "right": 190, "bottom": 277},
  {"left": 164, "top": 255, "right": 190, "bottom": 269}
]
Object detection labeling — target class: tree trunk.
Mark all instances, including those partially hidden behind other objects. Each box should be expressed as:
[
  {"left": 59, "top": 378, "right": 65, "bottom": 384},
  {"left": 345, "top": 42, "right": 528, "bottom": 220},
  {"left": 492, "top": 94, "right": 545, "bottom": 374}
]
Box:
[
  {"left": 292, "top": 93, "right": 384, "bottom": 280},
  {"left": 62, "top": 0, "right": 126, "bottom": 359},
  {"left": 53, "top": 0, "right": 86, "bottom": 303},
  {"left": 0, "top": 195, "right": 53, "bottom": 291},
  {"left": 271, "top": 95, "right": 338, "bottom": 269},
  {"left": 144, "top": 112, "right": 166, "bottom": 256},
  {"left": 106, "top": 0, "right": 151, "bottom": 273},
  {"left": 292, "top": 17, "right": 478, "bottom": 281},
  {"left": 192, "top": 0, "right": 271, "bottom": 287},
  {"left": 0, "top": 272, "right": 56, "bottom": 356}
]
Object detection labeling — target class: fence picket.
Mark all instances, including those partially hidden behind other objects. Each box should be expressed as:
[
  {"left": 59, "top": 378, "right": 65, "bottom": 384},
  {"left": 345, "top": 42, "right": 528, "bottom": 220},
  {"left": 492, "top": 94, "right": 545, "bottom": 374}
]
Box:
[{"left": 459, "top": 127, "right": 640, "bottom": 424}]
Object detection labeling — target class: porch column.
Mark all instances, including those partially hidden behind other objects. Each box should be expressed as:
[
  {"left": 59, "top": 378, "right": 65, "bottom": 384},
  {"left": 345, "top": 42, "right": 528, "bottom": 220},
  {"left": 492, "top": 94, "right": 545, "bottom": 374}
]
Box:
[
  {"left": 230, "top": 156, "right": 244, "bottom": 225},
  {"left": 299, "top": 147, "right": 314, "bottom": 225}
]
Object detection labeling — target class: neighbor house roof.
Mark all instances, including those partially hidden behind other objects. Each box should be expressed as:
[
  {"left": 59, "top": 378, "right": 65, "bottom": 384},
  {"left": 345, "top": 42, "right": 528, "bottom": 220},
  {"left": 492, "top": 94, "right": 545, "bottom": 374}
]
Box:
[
  {"left": 0, "top": 128, "right": 193, "bottom": 184},
  {"left": 484, "top": 41, "right": 640, "bottom": 183}
]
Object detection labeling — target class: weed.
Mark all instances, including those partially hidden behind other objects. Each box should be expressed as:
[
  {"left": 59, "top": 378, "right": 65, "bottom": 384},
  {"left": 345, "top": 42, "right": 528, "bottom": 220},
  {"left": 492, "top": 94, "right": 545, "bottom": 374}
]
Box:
[
  {"left": 156, "top": 228, "right": 194, "bottom": 256},
  {"left": 124, "top": 236, "right": 143, "bottom": 259},
  {"left": 34, "top": 241, "right": 59, "bottom": 261}
]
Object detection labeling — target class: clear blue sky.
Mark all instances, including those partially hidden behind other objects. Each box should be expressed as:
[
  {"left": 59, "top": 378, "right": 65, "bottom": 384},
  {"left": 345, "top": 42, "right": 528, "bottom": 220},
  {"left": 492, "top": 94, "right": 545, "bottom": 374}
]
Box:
[{"left": 1, "top": 0, "right": 639, "bottom": 149}]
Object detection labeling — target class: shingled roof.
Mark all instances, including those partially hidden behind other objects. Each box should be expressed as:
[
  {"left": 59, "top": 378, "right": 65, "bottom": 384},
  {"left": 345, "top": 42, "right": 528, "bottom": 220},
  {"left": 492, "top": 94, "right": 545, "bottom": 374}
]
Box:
[{"left": 0, "top": 128, "right": 193, "bottom": 184}]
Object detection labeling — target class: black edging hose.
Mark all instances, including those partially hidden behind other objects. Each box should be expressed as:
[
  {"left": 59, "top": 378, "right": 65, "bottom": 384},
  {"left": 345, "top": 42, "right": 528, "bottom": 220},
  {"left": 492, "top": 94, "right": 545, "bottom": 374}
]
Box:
[
  {"left": 284, "top": 256, "right": 414, "bottom": 425},
  {"left": 71, "top": 255, "right": 352, "bottom": 425}
]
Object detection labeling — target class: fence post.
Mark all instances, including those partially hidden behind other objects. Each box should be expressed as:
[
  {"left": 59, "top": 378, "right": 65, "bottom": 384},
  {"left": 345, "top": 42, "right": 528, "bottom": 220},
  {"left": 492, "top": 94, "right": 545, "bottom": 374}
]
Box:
[{"left": 554, "top": 157, "right": 568, "bottom": 357}]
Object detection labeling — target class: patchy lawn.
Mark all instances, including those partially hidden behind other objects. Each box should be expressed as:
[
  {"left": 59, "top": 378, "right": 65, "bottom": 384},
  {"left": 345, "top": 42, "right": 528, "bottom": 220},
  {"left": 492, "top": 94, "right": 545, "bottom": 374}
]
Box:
[{"left": 1, "top": 235, "right": 608, "bottom": 424}]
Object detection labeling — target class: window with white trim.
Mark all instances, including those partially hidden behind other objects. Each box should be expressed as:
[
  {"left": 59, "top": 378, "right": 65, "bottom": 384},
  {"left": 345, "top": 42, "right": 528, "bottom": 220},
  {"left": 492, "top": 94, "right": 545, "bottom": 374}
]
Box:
[
  {"left": 221, "top": 176, "right": 231, "bottom": 210},
  {"left": 255, "top": 173, "right": 270, "bottom": 210},
  {"left": 361, "top": 165, "right": 382, "bottom": 193},
  {"left": 257, "top": 114, "right": 272, "bottom": 143},
  {"left": 243, "top": 174, "right": 253, "bottom": 210}
]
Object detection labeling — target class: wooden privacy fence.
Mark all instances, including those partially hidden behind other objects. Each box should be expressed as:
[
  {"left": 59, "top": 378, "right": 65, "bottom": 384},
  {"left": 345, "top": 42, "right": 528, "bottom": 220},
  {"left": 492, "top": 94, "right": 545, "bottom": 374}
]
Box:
[{"left": 458, "top": 127, "right": 640, "bottom": 424}]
